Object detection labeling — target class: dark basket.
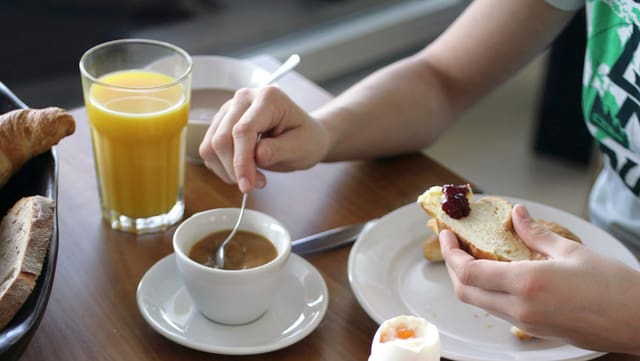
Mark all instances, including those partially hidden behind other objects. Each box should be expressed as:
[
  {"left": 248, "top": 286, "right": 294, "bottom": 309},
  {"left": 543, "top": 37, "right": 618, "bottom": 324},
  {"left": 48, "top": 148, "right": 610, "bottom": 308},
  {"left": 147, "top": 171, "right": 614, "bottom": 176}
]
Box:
[{"left": 0, "top": 82, "right": 59, "bottom": 361}]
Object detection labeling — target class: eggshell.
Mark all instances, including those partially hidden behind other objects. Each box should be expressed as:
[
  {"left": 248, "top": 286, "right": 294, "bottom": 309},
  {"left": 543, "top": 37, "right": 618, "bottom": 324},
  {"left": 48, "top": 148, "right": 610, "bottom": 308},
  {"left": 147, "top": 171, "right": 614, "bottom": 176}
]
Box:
[{"left": 368, "top": 315, "right": 440, "bottom": 361}]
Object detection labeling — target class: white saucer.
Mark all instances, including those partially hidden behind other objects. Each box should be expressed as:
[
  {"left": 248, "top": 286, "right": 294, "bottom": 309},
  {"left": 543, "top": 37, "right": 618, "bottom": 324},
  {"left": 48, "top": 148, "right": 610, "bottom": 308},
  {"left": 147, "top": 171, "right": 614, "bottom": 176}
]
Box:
[{"left": 137, "top": 253, "right": 328, "bottom": 355}]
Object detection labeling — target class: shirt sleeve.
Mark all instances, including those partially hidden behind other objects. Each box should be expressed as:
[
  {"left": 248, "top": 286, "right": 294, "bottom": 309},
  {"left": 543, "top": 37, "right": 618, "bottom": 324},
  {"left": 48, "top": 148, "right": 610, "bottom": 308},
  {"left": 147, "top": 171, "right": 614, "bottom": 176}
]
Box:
[{"left": 545, "top": 0, "right": 584, "bottom": 11}]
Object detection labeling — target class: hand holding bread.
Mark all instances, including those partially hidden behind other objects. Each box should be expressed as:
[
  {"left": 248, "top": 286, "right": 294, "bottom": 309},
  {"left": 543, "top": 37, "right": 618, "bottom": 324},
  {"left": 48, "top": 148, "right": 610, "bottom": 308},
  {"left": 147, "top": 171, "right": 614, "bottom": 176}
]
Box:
[
  {"left": 419, "top": 185, "right": 640, "bottom": 353},
  {"left": 418, "top": 185, "right": 582, "bottom": 262},
  {"left": 417, "top": 185, "right": 582, "bottom": 341},
  {"left": 418, "top": 186, "right": 581, "bottom": 262}
]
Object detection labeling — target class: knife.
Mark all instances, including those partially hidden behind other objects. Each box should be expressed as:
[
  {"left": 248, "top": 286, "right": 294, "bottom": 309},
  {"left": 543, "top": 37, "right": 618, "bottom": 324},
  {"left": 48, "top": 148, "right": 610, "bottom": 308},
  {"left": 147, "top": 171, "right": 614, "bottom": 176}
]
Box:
[{"left": 291, "top": 219, "right": 377, "bottom": 255}]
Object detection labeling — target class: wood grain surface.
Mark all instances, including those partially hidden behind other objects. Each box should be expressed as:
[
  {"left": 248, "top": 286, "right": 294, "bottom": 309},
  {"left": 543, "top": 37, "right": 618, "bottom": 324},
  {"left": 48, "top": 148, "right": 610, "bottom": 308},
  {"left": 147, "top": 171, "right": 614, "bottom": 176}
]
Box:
[{"left": 17, "top": 58, "right": 639, "bottom": 361}]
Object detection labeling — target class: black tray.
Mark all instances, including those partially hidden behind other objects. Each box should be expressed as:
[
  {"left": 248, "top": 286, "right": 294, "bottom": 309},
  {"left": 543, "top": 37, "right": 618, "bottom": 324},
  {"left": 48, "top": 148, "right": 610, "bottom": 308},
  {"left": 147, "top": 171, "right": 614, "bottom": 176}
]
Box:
[{"left": 0, "top": 82, "right": 59, "bottom": 360}]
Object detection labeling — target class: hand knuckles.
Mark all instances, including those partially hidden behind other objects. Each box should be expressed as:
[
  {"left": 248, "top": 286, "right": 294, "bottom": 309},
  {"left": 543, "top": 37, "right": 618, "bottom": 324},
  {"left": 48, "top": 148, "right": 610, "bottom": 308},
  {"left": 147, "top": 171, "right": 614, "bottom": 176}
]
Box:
[
  {"left": 512, "top": 304, "right": 541, "bottom": 325},
  {"left": 198, "top": 141, "right": 212, "bottom": 159},
  {"left": 232, "top": 122, "right": 253, "bottom": 139},
  {"left": 512, "top": 273, "right": 545, "bottom": 298},
  {"left": 233, "top": 87, "right": 255, "bottom": 100},
  {"left": 211, "top": 133, "right": 231, "bottom": 151},
  {"left": 259, "top": 85, "right": 283, "bottom": 99},
  {"left": 456, "top": 261, "right": 477, "bottom": 286},
  {"left": 454, "top": 286, "right": 472, "bottom": 304}
]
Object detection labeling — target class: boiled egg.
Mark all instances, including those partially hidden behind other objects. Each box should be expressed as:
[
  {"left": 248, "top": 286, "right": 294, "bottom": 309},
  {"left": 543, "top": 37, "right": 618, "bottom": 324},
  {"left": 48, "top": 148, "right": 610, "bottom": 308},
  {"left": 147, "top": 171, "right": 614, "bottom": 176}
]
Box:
[{"left": 368, "top": 315, "right": 440, "bottom": 361}]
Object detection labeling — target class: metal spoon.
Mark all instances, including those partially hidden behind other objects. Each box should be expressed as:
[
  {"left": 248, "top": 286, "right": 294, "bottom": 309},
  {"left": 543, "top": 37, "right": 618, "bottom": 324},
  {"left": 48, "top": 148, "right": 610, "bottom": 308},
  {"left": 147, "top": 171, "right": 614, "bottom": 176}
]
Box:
[
  {"left": 214, "top": 55, "right": 300, "bottom": 269},
  {"left": 261, "top": 54, "right": 300, "bottom": 85}
]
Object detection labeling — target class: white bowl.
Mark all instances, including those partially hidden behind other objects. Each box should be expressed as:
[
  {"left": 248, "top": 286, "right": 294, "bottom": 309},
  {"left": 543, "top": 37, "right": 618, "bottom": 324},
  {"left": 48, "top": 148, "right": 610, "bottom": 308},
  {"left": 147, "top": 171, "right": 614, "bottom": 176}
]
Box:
[{"left": 186, "top": 56, "right": 271, "bottom": 163}]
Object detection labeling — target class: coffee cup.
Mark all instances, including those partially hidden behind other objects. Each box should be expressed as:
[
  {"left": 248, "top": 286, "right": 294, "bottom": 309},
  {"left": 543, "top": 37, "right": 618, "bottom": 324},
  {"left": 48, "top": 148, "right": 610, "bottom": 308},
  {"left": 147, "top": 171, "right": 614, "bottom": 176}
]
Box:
[{"left": 173, "top": 208, "right": 291, "bottom": 325}]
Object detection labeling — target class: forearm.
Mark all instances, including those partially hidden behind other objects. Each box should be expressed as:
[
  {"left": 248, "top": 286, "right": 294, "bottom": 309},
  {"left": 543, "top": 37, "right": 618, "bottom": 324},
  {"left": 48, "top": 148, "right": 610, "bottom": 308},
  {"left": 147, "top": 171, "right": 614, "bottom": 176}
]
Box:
[
  {"left": 605, "top": 269, "right": 640, "bottom": 355},
  {"left": 315, "top": 53, "right": 456, "bottom": 162},
  {"left": 313, "top": 0, "right": 577, "bottom": 163}
]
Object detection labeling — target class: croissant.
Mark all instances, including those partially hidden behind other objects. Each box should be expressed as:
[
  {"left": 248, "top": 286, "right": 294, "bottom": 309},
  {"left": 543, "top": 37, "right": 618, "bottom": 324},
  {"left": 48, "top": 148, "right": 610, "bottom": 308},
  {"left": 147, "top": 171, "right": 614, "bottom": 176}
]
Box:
[{"left": 0, "top": 107, "right": 75, "bottom": 188}]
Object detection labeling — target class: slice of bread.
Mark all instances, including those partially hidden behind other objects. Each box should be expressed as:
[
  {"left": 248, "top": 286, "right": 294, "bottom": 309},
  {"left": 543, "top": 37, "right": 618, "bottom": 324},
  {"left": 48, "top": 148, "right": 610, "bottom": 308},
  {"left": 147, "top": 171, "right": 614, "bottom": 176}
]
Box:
[
  {"left": 421, "top": 218, "right": 581, "bottom": 263},
  {"left": 0, "top": 195, "right": 55, "bottom": 330},
  {"left": 423, "top": 234, "right": 443, "bottom": 262},
  {"left": 418, "top": 186, "right": 533, "bottom": 261}
]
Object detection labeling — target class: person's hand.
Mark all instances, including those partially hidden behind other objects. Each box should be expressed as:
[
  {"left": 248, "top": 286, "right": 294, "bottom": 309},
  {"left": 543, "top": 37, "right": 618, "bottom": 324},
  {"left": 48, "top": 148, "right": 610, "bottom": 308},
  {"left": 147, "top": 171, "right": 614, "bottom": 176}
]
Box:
[
  {"left": 440, "top": 204, "right": 640, "bottom": 355},
  {"left": 199, "top": 86, "right": 331, "bottom": 193}
]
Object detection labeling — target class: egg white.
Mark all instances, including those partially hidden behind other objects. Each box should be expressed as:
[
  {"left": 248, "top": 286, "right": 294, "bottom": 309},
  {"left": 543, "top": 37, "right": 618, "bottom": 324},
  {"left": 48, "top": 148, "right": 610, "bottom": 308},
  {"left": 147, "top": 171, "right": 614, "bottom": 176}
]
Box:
[{"left": 368, "top": 315, "right": 441, "bottom": 361}]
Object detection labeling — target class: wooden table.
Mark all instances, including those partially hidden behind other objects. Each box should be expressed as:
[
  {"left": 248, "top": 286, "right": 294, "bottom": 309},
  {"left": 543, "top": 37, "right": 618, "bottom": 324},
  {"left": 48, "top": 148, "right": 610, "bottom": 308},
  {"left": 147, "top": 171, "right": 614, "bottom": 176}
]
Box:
[{"left": 19, "top": 56, "right": 638, "bottom": 361}]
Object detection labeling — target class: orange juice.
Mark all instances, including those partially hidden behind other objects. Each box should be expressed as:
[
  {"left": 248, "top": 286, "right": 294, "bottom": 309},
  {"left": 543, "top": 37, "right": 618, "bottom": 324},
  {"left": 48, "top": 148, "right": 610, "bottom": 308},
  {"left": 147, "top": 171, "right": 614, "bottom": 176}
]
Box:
[{"left": 86, "top": 70, "right": 189, "bottom": 219}]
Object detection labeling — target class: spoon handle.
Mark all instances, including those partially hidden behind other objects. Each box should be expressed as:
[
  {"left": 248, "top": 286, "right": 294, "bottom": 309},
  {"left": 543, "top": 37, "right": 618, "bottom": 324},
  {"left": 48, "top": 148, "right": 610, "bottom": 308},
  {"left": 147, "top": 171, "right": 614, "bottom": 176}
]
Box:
[
  {"left": 262, "top": 54, "right": 300, "bottom": 86},
  {"left": 226, "top": 193, "right": 247, "bottom": 243}
]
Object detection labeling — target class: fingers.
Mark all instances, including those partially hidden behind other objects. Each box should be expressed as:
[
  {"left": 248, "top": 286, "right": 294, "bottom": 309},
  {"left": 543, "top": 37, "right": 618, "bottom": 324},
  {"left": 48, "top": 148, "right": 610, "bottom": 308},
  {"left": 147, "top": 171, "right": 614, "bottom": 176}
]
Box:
[
  {"left": 200, "top": 101, "right": 234, "bottom": 184},
  {"left": 199, "top": 87, "right": 284, "bottom": 192},
  {"left": 201, "top": 95, "right": 255, "bottom": 186},
  {"left": 199, "top": 85, "right": 327, "bottom": 193},
  {"left": 512, "top": 204, "right": 578, "bottom": 258},
  {"left": 212, "top": 90, "right": 255, "bottom": 186},
  {"left": 440, "top": 230, "right": 517, "bottom": 293},
  {"left": 440, "top": 230, "right": 520, "bottom": 318},
  {"left": 254, "top": 125, "right": 322, "bottom": 171},
  {"left": 231, "top": 90, "right": 285, "bottom": 192}
]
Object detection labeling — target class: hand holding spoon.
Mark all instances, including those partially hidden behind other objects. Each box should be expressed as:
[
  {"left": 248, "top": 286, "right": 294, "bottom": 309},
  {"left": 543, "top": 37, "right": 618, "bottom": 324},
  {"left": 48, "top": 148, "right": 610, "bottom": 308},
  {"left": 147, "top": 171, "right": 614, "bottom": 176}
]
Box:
[{"left": 214, "top": 55, "right": 300, "bottom": 269}]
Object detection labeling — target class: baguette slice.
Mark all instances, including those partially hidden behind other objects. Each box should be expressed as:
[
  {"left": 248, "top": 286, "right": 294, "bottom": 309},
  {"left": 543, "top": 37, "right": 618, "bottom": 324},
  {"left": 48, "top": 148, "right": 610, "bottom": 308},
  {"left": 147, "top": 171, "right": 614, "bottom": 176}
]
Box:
[
  {"left": 0, "top": 195, "right": 55, "bottom": 330},
  {"left": 417, "top": 186, "right": 533, "bottom": 261}
]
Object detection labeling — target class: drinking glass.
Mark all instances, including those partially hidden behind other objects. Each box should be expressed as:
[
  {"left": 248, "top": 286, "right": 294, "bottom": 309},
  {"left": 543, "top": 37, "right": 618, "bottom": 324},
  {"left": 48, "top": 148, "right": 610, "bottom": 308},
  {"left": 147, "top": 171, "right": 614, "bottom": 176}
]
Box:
[{"left": 80, "top": 39, "right": 192, "bottom": 233}]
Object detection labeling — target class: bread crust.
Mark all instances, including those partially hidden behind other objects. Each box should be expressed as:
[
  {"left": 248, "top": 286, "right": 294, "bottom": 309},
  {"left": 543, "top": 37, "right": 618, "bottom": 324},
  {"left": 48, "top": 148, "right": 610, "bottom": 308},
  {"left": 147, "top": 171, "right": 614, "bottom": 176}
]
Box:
[
  {"left": 537, "top": 219, "right": 581, "bottom": 243},
  {"left": 423, "top": 235, "right": 443, "bottom": 261},
  {"left": 0, "top": 107, "right": 75, "bottom": 187}
]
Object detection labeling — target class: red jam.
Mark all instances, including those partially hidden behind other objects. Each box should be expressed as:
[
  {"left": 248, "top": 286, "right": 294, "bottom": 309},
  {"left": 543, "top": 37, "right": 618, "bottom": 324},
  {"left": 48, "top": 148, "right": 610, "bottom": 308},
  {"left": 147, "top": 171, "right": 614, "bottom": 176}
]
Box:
[{"left": 441, "top": 184, "right": 470, "bottom": 219}]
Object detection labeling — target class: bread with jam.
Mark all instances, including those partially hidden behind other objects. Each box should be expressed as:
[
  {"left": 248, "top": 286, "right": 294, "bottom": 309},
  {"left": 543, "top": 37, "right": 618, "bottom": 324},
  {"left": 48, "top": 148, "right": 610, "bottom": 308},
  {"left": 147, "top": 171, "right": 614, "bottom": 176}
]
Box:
[{"left": 417, "top": 185, "right": 534, "bottom": 261}]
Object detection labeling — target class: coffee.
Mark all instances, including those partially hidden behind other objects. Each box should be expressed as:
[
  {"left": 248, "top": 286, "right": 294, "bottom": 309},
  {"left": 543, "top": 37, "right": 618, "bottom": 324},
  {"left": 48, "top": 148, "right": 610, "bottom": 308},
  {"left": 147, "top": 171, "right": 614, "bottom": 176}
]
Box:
[
  {"left": 188, "top": 229, "right": 277, "bottom": 270},
  {"left": 189, "top": 88, "right": 235, "bottom": 121}
]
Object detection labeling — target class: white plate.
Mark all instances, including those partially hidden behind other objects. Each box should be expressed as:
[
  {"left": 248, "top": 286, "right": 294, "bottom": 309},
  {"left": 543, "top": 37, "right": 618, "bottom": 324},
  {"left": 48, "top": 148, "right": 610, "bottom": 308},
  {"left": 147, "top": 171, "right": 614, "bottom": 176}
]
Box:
[
  {"left": 137, "top": 253, "right": 328, "bottom": 355},
  {"left": 348, "top": 196, "right": 640, "bottom": 361}
]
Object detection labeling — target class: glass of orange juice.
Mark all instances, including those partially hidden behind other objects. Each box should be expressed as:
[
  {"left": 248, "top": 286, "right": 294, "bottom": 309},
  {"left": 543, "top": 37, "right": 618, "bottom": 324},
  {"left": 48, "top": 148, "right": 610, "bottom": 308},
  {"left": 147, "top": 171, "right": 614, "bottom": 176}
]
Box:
[{"left": 79, "top": 39, "right": 192, "bottom": 233}]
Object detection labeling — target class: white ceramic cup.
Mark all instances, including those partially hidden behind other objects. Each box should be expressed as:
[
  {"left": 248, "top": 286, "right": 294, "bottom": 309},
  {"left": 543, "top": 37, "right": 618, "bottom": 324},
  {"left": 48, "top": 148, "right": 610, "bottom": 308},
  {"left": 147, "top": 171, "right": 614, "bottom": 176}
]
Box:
[
  {"left": 186, "top": 56, "right": 272, "bottom": 163},
  {"left": 173, "top": 208, "right": 291, "bottom": 325}
]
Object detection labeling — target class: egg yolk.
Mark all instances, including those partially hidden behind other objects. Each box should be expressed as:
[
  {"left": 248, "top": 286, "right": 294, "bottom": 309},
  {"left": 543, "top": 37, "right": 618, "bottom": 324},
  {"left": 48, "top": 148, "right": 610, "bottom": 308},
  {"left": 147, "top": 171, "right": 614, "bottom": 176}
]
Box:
[{"left": 380, "top": 326, "right": 417, "bottom": 343}]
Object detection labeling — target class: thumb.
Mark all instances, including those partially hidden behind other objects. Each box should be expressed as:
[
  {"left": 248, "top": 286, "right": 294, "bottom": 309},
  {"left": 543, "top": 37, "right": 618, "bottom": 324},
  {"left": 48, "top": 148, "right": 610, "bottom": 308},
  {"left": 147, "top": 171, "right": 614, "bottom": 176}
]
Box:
[
  {"left": 254, "top": 136, "right": 298, "bottom": 171},
  {"left": 512, "top": 204, "right": 568, "bottom": 258},
  {"left": 255, "top": 131, "right": 322, "bottom": 172}
]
